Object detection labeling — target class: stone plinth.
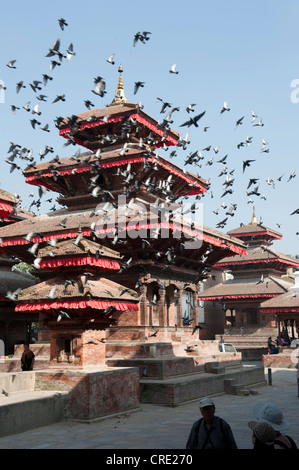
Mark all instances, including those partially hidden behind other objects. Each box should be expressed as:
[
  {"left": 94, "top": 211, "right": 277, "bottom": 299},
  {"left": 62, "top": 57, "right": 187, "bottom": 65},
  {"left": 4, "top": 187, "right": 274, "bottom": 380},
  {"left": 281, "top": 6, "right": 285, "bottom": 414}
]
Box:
[
  {"left": 262, "top": 351, "right": 297, "bottom": 369},
  {"left": 139, "top": 364, "right": 266, "bottom": 406},
  {"left": 35, "top": 366, "right": 140, "bottom": 421}
]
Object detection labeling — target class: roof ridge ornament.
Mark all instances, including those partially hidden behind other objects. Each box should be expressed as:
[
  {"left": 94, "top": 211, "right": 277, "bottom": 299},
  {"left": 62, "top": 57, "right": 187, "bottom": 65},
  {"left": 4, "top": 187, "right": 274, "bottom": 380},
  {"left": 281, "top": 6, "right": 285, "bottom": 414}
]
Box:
[
  {"left": 251, "top": 206, "right": 258, "bottom": 225},
  {"left": 107, "top": 64, "right": 128, "bottom": 107}
]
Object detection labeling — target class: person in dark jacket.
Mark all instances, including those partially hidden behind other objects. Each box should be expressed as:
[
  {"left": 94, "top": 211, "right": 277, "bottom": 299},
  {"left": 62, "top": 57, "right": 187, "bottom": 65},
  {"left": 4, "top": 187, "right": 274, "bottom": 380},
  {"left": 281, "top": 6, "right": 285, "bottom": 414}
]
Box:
[
  {"left": 21, "top": 342, "right": 35, "bottom": 371},
  {"left": 186, "top": 397, "right": 238, "bottom": 449}
]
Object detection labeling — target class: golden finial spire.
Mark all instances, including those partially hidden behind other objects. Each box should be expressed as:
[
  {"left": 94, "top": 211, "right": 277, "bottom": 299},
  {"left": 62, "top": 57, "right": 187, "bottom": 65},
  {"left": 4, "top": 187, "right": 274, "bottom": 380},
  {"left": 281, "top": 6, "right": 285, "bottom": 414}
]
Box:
[
  {"left": 251, "top": 206, "right": 258, "bottom": 225},
  {"left": 108, "top": 65, "right": 127, "bottom": 107}
]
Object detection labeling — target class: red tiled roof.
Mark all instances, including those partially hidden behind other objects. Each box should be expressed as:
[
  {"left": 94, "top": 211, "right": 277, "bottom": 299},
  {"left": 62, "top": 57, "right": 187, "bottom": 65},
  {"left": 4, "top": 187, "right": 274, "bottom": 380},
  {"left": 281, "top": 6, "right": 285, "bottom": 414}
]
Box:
[
  {"left": 197, "top": 276, "right": 293, "bottom": 301},
  {"left": 0, "top": 206, "right": 247, "bottom": 258},
  {"left": 16, "top": 275, "right": 139, "bottom": 304},
  {"left": 227, "top": 222, "right": 282, "bottom": 240},
  {"left": 214, "top": 246, "right": 299, "bottom": 269},
  {"left": 259, "top": 288, "right": 299, "bottom": 312}
]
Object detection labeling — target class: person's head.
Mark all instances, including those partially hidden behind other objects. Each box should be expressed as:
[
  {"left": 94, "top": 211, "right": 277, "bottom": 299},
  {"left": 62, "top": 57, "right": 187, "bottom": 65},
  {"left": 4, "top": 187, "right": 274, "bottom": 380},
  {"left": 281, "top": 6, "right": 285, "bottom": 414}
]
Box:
[
  {"left": 199, "top": 398, "right": 215, "bottom": 424},
  {"left": 252, "top": 403, "right": 289, "bottom": 432},
  {"left": 23, "top": 342, "right": 29, "bottom": 351},
  {"left": 248, "top": 421, "right": 276, "bottom": 449}
]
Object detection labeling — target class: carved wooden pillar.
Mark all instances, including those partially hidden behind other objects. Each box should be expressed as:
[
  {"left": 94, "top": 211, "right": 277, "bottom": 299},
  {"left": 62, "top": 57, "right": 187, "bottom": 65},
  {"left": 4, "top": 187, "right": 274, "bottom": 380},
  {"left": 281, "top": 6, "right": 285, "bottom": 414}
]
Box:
[
  {"left": 139, "top": 284, "right": 148, "bottom": 326},
  {"left": 176, "top": 289, "right": 183, "bottom": 327},
  {"left": 277, "top": 318, "right": 281, "bottom": 343},
  {"left": 158, "top": 288, "right": 167, "bottom": 326},
  {"left": 192, "top": 291, "right": 198, "bottom": 328},
  {"left": 167, "top": 287, "right": 175, "bottom": 326}
]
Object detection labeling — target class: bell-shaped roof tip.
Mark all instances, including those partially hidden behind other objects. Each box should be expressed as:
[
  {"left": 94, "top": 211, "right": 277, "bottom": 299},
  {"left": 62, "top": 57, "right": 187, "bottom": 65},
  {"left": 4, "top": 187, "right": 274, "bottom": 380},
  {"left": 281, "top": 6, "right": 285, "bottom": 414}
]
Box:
[{"left": 107, "top": 64, "right": 128, "bottom": 107}]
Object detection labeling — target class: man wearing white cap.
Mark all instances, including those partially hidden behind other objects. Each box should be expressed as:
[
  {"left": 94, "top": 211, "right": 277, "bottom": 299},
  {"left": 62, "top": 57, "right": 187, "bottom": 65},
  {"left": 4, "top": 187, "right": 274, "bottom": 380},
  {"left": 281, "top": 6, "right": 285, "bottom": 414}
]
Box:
[{"left": 186, "top": 397, "right": 238, "bottom": 449}]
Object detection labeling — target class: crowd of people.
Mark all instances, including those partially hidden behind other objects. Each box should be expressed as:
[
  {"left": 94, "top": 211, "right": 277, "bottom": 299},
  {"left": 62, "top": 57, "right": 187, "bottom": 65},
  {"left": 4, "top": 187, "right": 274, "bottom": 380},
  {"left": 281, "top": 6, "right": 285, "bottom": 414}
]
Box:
[{"left": 267, "top": 329, "right": 292, "bottom": 355}]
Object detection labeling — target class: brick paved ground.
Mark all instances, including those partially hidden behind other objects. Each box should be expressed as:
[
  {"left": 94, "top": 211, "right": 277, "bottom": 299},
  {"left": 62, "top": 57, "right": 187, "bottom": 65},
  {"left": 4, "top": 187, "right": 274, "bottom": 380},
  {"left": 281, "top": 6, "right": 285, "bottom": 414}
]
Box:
[{"left": 0, "top": 367, "right": 297, "bottom": 451}]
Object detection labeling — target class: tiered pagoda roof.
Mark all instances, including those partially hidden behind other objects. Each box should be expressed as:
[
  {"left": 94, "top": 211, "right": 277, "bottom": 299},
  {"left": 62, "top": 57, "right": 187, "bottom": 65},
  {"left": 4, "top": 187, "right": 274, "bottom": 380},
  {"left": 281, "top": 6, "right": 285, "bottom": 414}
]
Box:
[
  {"left": 198, "top": 207, "right": 299, "bottom": 304},
  {"left": 37, "top": 238, "right": 122, "bottom": 271},
  {"left": 213, "top": 207, "right": 299, "bottom": 272},
  {"left": 24, "top": 66, "right": 208, "bottom": 209},
  {"left": 226, "top": 207, "right": 282, "bottom": 245},
  {"left": 16, "top": 275, "right": 139, "bottom": 316},
  {"left": 23, "top": 144, "right": 208, "bottom": 209},
  {"left": 15, "top": 238, "right": 139, "bottom": 326},
  {"left": 0, "top": 201, "right": 247, "bottom": 280},
  {"left": 57, "top": 65, "right": 180, "bottom": 152},
  {"left": 0, "top": 67, "right": 249, "bottom": 303}
]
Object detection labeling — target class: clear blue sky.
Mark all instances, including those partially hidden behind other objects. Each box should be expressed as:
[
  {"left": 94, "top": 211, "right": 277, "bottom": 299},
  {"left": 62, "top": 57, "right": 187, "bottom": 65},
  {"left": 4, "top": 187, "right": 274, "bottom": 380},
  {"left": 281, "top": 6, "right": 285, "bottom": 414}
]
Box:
[{"left": 0, "top": 0, "right": 299, "bottom": 255}]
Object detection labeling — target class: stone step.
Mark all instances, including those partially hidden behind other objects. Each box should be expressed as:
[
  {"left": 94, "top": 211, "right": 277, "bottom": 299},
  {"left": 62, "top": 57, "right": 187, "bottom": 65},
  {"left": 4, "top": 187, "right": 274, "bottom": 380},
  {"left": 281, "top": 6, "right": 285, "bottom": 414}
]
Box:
[
  {"left": 139, "top": 364, "right": 266, "bottom": 406},
  {"left": 224, "top": 378, "right": 248, "bottom": 396},
  {"left": 106, "top": 354, "right": 243, "bottom": 380},
  {"left": 0, "top": 389, "right": 68, "bottom": 438},
  {"left": 106, "top": 356, "right": 206, "bottom": 380},
  {"left": 0, "top": 371, "right": 35, "bottom": 395}
]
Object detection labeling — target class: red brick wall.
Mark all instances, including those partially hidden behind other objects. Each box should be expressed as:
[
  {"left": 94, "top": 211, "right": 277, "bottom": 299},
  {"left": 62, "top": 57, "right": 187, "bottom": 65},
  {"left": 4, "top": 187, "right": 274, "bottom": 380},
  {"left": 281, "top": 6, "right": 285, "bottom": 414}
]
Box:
[
  {"left": 36, "top": 368, "right": 140, "bottom": 421},
  {"left": 81, "top": 329, "right": 106, "bottom": 366},
  {"left": 112, "top": 309, "right": 139, "bottom": 326}
]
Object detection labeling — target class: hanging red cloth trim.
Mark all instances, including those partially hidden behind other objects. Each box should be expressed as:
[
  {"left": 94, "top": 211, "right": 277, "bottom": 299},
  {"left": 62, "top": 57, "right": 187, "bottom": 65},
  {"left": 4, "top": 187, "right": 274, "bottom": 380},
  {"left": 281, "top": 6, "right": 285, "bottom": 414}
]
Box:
[
  {"left": 39, "top": 256, "right": 120, "bottom": 270},
  {"left": 0, "top": 230, "right": 92, "bottom": 247},
  {"left": 25, "top": 156, "right": 206, "bottom": 194},
  {"left": 214, "top": 258, "right": 299, "bottom": 268},
  {"left": 231, "top": 231, "right": 282, "bottom": 240},
  {"left": 95, "top": 222, "right": 247, "bottom": 256},
  {"left": 260, "top": 307, "right": 299, "bottom": 314},
  {"left": 132, "top": 114, "right": 178, "bottom": 146},
  {"left": 59, "top": 114, "right": 179, "bottom": 147},
  {"left": 197, "top": 294, "right": 280, "bottom": 301},
  {"left": 25, "top": 166, "right": 92, "bottom": 187},
  {"left": 0, "top": 222, "right": 247, "bottom": 255},
  {"left": 59, "top": 116, "right": 124, "bottom": 135},
  {"left": 0, "top": 202, "right": 13, "bottom": 217},
  {"left": 16, "top": 299, "right": 139, "bottom": 312}
]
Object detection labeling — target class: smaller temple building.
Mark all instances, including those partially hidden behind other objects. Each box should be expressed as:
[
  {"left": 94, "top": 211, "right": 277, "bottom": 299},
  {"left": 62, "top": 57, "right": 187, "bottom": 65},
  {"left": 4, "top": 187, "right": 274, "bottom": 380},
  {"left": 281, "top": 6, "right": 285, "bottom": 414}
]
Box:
[{"left": 198, "top": 208, "right": 299, "bottom": 334}]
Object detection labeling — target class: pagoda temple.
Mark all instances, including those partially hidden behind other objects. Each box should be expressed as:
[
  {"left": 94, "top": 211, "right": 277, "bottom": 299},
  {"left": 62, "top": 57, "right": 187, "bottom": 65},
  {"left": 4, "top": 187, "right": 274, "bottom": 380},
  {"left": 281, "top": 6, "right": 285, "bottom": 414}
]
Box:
[
  {"left": 0, "top": 67, "right": 263, "bottom": 418},
  {"left": 0, "top": 67, "right": 247, "bottom": 345},
  {"left": 198, "top": 207, "right": 299, "bottom": 335}
]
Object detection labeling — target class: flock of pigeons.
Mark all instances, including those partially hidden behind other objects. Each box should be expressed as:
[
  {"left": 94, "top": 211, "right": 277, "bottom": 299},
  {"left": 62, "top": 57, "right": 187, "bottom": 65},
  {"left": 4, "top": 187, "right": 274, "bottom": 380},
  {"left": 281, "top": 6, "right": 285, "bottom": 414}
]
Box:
[{"left": 3, "top": 18, "right": 299, "bottom": 241}]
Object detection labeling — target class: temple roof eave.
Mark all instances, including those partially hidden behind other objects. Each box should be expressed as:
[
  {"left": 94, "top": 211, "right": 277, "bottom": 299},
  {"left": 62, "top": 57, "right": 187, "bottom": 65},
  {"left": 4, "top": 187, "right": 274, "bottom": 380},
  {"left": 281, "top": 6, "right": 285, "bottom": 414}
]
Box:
[
  {"left": 213, "top": 247, "right": 299, "bottom": 270},
  {"left": 0, "top": 208, "right": 247, "bottom": 259},
  {"left": 227, "top": 224, "right": 282, "bottom": 241},
  {"left": 22, "top": 147, "right": 208, "bottom": 201},
  {"left": 16, "top": 275, "right": 139, "bottom": 304},
  {"left": 259, "top": 289, "right": 299, "bottom": 312},
  {"left": 57, "top": 103, "right": 181, "bottom": 152},
  {"left": 197, "top": 276, "right": 294, "bottom": 301}
]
